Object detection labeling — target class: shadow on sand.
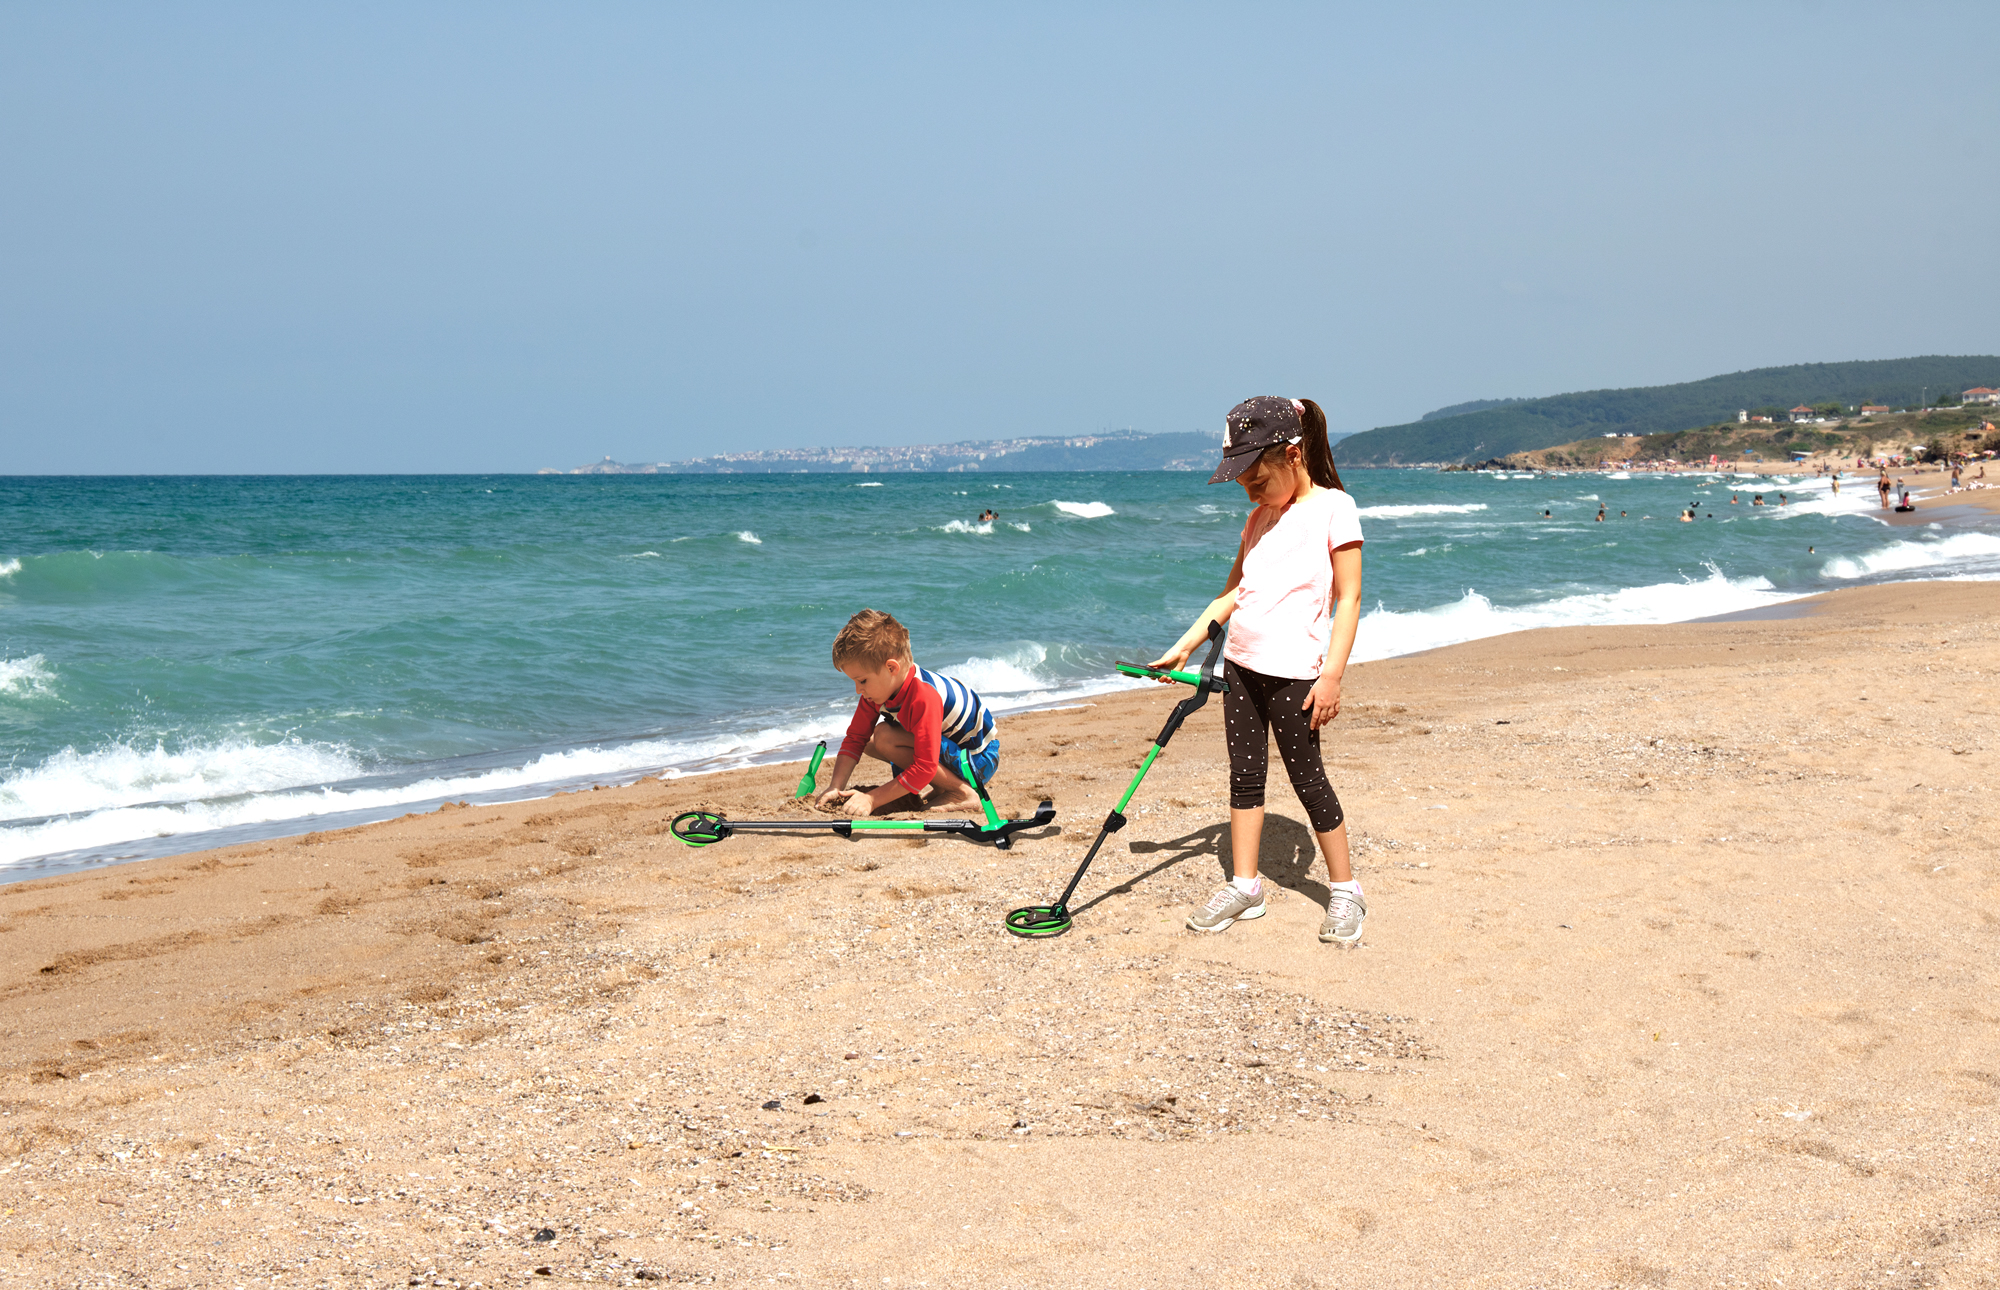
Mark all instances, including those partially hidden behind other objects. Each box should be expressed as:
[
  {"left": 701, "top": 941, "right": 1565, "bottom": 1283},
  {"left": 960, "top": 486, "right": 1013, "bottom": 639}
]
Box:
[{"left": 1068, "top": 812, "right": 1326, "bottom": 919}]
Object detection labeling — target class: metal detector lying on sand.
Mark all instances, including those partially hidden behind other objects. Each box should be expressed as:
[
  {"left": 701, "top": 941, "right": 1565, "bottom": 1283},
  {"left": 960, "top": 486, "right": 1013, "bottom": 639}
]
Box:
[
  {"left": 671, "top": 746, "right": 1055, "bottom": 850},
  {"left": 1004, "top": 620, "right": 1229, "bottom": 938}
]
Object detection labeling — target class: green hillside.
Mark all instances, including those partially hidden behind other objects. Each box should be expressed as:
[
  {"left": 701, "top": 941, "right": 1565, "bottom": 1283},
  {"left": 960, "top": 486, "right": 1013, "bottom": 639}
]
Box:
[{"left": 1335, "top": 356, "right": 2000, "bottom": 465}]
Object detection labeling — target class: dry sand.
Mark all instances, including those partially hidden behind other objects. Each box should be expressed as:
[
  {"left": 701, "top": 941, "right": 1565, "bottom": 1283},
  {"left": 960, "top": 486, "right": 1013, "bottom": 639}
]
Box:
[{"left": 3, "top": 580, "right": 1997, "bottom": 1288}]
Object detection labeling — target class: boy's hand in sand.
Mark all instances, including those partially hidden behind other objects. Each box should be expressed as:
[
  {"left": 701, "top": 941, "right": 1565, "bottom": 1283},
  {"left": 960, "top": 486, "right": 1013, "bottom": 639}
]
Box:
[
  {"left": 817, "top": 787, "right": 858, "bottom": 814},
  {"left": 825, "top": 788, "right": 878, "bottom": 818},
  {"left": 1304, "top": 672, "right": 1343, "bottom": 730}
]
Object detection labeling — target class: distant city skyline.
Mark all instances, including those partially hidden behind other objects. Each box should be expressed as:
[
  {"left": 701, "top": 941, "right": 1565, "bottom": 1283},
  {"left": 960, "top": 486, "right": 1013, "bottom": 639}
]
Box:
[{"left": 3, "top": 4, "right": 1997, "bottom": 474}]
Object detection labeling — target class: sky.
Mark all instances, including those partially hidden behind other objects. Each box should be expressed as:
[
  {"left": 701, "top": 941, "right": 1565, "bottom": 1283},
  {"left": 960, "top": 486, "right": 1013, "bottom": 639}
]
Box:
[{"left": 3, "top": 2, "right": 1997, "bottom": 474}]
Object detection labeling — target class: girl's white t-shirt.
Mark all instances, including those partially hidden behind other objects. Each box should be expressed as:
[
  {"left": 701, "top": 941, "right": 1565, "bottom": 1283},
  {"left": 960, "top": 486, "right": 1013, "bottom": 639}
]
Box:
[{"left": 1224, "top": 487, "right": 1364, "bottom": 680}]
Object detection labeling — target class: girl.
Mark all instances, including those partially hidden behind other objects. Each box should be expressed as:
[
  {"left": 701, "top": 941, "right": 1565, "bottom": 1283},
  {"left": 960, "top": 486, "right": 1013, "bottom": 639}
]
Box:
[{"left": 1148, "top": 396, "right": 1366, "bottom": 945}]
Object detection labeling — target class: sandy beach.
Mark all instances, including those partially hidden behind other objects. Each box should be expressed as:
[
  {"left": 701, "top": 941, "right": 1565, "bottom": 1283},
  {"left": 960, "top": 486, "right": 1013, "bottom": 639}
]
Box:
[{"left": 3, "top": 579, "right": 1996, "bottom": 1288}]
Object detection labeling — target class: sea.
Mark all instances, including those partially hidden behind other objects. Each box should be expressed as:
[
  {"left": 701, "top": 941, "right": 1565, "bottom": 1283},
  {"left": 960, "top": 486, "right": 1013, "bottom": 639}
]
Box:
[{"left": 5, "top": 468, "right": 1998, "bottom": 879}]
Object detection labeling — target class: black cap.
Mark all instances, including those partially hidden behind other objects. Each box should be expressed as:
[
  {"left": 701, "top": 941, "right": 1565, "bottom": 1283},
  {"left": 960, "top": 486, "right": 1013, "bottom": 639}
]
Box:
[{"left": 1209, "top": 396, "right": 1304, "bottom": 484}]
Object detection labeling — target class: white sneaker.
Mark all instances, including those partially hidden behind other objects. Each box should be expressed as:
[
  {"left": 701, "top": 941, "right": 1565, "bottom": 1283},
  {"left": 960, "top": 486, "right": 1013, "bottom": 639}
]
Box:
[
  {"left": 1187, "top": 882, "right": 1266, "bottom": 933},
  {"left": 1318, "top": 890, "right": 1367, "bottom": 946}
]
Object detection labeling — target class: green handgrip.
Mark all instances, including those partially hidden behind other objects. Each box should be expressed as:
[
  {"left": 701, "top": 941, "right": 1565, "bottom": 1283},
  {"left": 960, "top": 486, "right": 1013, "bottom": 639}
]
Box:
[
  {"left": 851, "top": 820, "right": 928, "bottom": 831},
  {"left": 794, "top": 741, "right": 827, "bottom": 798},
  {"left": 1115, "top": 662, "right": 1201, "bottom": 687}
]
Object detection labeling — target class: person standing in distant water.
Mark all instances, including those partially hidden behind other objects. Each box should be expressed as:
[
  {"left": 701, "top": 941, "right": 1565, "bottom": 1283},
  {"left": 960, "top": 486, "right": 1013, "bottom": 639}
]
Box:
[
  {"left": 1149, "top": 396, "right": 1367, "bottom": 947},
  {"left": 1596, "top": 505, "right": 1606, "bottom": 522},
  {"left": 1831, "top": 471, "right": 1841, "bottom": 495}
]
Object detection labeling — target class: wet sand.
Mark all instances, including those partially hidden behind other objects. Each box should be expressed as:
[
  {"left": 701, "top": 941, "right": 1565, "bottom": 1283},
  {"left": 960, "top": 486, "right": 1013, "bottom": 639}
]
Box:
[{"left": 3, "top": 579, "right": 1997, "bottom": 1288}]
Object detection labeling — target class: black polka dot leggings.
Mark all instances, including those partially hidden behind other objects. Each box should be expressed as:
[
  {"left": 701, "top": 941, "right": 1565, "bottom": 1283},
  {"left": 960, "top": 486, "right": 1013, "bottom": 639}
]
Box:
[{"left": 1222, "top": 658, "right": 1345, "bottom": 833}]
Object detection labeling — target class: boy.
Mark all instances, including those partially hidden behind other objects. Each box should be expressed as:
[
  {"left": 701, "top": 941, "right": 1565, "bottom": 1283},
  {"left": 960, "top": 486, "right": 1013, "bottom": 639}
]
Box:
[{"left": 818, "top": 609, "right": 999, "bottom": 818}]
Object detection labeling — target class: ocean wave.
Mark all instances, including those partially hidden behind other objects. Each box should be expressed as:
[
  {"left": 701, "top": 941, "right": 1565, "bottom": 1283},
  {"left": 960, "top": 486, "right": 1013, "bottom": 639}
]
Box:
[
  {"left": 1051, "top": 501, "right": 1116, "bottom": 519},
  {"left": 1351, "top": 564, "right": 1793, "bottom": 663},
  {"left": 626, "top": 551, "right": 663, "bottom": 558},
  {"left": 1, "top": 737, "right": 370, "bottom": 821},
  {"left": 1820, "top": 532, "right": 2000, "bottom": 580},
  {"left": 940, "top": 644, "right": 1146, "bottom": 714},
  {"left": 935, "top": 520, "right": 994, "bottom": 535},
  {"left": 736, "top": 531, "right": 763, "bottom": 544},
  {"left": 855, "top": 481, "right": 884, "bottom": 487},
  {"left": 1357, "top": 503, "right": 1488, "bottom": 518},
  {"left": 0, "top": 654, "right": 55, "bottom": 697},
  {"left": 1010, "top": 522, "right": 1031, "bottom": 532},
  {"left": 0, "top": 558, "right": 20, "bottom": 580},
  {"left": 0, "top": 713, "right": 852, "bottom": 869},
  {"left": 0, "top": 641, "right": 1151, "bottom": 867}
]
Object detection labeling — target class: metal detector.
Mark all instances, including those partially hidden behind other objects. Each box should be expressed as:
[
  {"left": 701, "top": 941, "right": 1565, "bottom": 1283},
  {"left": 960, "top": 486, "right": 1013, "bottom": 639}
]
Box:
[
  {"left": 1004, "top": 620, "right": 1228, "bottom": 937},
  {"left": 671, "top": 747, "right": 1054, "bottom": 850}
]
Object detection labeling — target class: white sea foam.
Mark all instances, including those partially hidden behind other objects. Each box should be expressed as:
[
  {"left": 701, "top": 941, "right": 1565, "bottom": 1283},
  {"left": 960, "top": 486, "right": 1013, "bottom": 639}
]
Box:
[
  {"left": 1605, "top": 472, "right": 1632, "bottom": 480},
  {"left": 855, "top": 481, "right": 884, "bottom": 487},
  {"left": 1820, "top": 532, "right": 2000, "bottom": 581},
  {"left": 942, "top": 644, "right": 1146, "bottom": 715},
  {"left": 1357, "top": 503, "right": 1488, "bottom": 518},
  {"left": 0, "top": 711, "right": 860, "bottom": 869},
  {"left": 1009, "top": 522, "right": 1031, "bottom": 532},
  {"left": 736, "top": 531, "right": 763, "bottom": 544},
  {"left": 627, "top": 551, "right": 663, "bottom": 558},
  {"left": 935, "top": 520, "right": 994, "bottom": 535},
  {"left": 1, "top": 737, "right": 370, "bottom": 820},
  {"left": 1351, "top": 564, "right": 1794, "bottom": 663},
  {"left": 0, "top": 558, "right": 20, "bottom": 580},
  {"left": 0, "top": 655, "right": 55, "bottom": 697},
  {"left": 1051, "top": 501, "right": 1115, "bottom": 519},
  {"left": 0, "top": 642, "right": 1152, "bottom": 867}
]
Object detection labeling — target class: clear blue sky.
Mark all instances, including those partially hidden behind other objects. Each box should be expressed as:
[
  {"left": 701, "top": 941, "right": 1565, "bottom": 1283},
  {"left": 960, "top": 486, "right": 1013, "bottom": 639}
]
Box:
[{"left": 4, "top": 2, "right": 1996, "bottom": 473}]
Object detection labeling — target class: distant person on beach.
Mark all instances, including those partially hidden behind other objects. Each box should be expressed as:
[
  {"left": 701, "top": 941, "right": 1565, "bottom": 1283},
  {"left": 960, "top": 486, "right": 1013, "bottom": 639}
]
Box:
[
  {"left": 1831, "top": 471, "right": 1841, "bottom": 495},
  {"left": 1878, "top": 472, "right": 1891, "bottom": 508},
  {"left": 1149, "top": 396, "right": 1366, "bottom": 947},
  {"left": 817, "top": 609, "right": 998, "bottom": 818}
]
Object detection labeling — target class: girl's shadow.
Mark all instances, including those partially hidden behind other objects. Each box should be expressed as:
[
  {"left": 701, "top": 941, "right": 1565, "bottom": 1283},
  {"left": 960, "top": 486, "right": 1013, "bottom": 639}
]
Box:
[{"left": 1073, "top": 812, "right": 1328, "bottom": 917}]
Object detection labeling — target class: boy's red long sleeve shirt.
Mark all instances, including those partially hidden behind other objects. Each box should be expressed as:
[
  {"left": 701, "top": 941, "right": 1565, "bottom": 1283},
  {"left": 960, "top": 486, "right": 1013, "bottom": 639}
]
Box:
[{"left": 838, "top": 668, "right": 944, "bottom": 796}]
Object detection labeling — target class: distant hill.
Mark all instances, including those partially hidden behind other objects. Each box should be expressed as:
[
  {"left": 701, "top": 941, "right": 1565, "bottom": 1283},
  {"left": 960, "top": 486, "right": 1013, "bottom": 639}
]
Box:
[
  {"left": 1336, "top": 357, "right": 2000, "bottom": 465},
  {"left": 544, "top": 430, "right": 1228, "bottom": 475},
  {"left": 1420, "top": 397, "right": 1527, "bottom": 421}
]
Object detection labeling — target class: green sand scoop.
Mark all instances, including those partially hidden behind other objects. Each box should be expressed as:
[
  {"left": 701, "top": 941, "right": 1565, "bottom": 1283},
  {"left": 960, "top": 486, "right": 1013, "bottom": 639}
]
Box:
[{"left": 794, "top": 741, "right": 827, "bottom": 798}]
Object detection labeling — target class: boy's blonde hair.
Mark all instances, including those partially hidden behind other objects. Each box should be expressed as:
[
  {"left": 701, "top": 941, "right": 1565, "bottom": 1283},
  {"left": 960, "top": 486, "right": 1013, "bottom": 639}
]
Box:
[{"left": 832, "top": 609, "right": 910, "bottom": 670}]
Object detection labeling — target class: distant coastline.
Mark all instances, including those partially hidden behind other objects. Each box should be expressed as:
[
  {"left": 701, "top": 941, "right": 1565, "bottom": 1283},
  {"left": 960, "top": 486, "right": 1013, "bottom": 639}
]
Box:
[{"left": 539, "top": 429, "right": 1234, "bottom": 475}]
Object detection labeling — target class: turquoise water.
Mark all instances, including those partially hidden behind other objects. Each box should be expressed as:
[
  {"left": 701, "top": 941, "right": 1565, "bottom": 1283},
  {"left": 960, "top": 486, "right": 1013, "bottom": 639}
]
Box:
[{"left": 3, "top": 469, "right": 1996, "bottom": 874}]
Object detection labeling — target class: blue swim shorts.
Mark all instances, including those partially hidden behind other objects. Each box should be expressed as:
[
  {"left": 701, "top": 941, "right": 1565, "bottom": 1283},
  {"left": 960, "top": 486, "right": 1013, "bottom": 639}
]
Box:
[{"left": 892, "top": 736, "right": 1000, "bottom": 789}]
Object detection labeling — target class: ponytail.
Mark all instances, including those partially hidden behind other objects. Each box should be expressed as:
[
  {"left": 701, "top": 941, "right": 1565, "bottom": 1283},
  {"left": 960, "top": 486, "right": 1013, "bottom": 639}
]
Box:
[{"left": 1298, "top": 398, "right": 1343, "bottom": 491}]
